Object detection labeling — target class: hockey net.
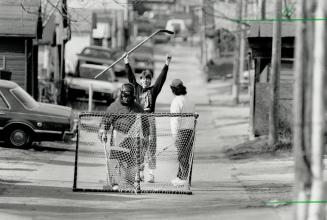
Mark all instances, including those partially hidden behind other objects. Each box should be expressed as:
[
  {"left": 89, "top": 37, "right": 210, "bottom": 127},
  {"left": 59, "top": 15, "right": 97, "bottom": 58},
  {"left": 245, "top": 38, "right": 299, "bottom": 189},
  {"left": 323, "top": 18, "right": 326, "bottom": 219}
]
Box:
[{"left": 73, "top": 112, "right": 199, "bottom": 194}]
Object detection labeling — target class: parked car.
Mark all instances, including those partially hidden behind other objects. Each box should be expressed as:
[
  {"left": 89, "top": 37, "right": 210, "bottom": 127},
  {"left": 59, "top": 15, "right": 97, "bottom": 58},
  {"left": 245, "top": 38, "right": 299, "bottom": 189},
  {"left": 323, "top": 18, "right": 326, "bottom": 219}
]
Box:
[
  {"left": 204, "top": 58, "right": 234, "bottom": 82},
  {"left": 0, "top": 80, "right": 76, "bottom": 148},
  {"left": 65, "top": 72, "right": 124, "bottom": 104},
  {"left": 75, "top": 46, "right": 125, "bottom": 76},
  {"left": 66, "top": 46, "right": 127, "bottom": 103}
]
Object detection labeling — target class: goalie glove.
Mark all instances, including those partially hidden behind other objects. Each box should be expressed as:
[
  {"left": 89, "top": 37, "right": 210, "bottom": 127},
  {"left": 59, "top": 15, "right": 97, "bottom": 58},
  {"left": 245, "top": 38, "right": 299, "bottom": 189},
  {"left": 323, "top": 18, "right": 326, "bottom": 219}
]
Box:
[{"left": 123, "top": 52, "right": 129, "bottom": 64}]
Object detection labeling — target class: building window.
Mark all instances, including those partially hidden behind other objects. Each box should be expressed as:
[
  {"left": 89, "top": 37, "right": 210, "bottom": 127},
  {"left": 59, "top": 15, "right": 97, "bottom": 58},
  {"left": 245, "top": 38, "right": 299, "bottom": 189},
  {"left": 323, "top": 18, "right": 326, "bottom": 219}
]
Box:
[{"left": 93, "top": 38, "right": 103, "bottom": 46}]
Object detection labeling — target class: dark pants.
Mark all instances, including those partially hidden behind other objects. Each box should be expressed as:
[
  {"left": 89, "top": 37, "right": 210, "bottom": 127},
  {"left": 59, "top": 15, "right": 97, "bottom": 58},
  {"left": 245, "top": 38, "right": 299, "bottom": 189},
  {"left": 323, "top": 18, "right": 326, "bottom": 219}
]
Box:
[
  {"left": 137, "top": 114, "right": 156, "bottom": 170},
  {"left": 175, "top": 129, "right": 194, "bottom": 180},
  {"left": 110, "top": 137, "right": 145, "bottom": 185},
  {"left": 147, "top": 116, "right": 156, "bottom": 169}
]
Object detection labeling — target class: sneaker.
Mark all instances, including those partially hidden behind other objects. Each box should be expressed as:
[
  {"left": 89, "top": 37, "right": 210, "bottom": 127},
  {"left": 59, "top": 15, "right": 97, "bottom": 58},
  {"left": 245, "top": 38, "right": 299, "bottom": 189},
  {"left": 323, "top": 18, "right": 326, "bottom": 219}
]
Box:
[
  {"left": 103, "top": 183, "right": 119, "bottom": 190},
  {"left": 171, "top": 178, "right": 187, "bottom": 187},
  {"left": 171, "top": 177, "right": 180, "bottom": 185},
  {"left": 170, "top": 177, "right": 179, "bottom": 184},
  {"left": 147, "top": 173, "right": 155, "bottom": 183},
  {"left": 112, "top": 184, "right": 119, "bottom": 191}
]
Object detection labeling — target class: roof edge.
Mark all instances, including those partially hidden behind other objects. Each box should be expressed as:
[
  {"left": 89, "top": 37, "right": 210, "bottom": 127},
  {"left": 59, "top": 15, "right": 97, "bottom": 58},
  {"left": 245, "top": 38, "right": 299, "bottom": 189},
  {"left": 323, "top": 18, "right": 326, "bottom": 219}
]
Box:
[{"left": 0, "top": 33, "right": 35, "bottom": 38}]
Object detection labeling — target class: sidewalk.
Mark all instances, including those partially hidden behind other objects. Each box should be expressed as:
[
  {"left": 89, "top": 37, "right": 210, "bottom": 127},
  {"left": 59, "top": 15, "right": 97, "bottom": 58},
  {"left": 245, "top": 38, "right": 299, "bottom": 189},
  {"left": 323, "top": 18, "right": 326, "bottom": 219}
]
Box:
[
  {"left": 204, "top": 79, "right": 293, "bottom": 220},
  {"left": 206, "top": 79, "right": 249, "bottom": 106}
]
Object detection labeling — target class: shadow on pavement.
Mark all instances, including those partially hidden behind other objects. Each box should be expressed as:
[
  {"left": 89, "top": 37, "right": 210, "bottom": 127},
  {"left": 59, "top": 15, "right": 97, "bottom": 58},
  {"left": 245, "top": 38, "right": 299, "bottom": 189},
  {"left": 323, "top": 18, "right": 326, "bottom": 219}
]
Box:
[
  {"left": 0, "top": 179, "right": 32, "bottom": 184},
  {"left": 0, "top": 183, "right": 144, "bottom": 203},
  {"left": 31, "top": 144, "right": 74, "bottom": 153},
  {"left": 0, "top": 143, "right": 74, "bottom": 153},
  {"left": 0, "top": 168, "right": 37, "bottom": 172}
]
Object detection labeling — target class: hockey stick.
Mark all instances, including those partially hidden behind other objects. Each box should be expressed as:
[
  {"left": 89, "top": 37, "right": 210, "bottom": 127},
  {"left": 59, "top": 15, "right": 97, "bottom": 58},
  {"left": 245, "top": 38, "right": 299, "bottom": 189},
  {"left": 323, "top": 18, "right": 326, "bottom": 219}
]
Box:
[
  {"left": 94, "top": 29, "right": 174, "bottom": 79},
  {"left": 156, "top": 143, "right": 174, "bottom": 156},
  {"left": 102, "top": 139, "right": 113, "bottom": 189}
]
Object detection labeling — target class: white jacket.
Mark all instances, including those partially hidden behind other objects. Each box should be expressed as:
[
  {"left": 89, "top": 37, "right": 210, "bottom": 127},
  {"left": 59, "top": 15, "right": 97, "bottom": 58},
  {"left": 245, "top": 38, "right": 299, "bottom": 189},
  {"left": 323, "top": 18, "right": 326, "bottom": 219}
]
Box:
[{"left": 170, "top": 95, "right": 195, "bottom": 137}]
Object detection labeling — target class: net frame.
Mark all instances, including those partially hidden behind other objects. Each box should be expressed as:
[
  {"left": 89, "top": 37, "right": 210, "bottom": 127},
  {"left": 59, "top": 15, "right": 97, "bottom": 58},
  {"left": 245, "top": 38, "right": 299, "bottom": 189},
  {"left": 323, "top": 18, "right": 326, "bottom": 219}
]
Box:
[{"left": 73, "top": 112, "right": 199, "bottom": 195}]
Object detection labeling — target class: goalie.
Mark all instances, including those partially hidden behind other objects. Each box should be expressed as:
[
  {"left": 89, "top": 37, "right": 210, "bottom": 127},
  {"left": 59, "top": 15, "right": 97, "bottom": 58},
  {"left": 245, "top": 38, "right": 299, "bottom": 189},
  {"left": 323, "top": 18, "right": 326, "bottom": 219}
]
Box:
[{"left": 98, "top": 83, "right": 150, "bottom": 189}]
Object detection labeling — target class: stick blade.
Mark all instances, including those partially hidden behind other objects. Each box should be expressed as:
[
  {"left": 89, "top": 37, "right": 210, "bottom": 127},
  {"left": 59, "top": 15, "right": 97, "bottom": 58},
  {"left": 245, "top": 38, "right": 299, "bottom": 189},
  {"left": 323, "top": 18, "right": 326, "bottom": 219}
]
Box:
[{"left": 159, "top": 29, "right": 175, "bottom": 35}]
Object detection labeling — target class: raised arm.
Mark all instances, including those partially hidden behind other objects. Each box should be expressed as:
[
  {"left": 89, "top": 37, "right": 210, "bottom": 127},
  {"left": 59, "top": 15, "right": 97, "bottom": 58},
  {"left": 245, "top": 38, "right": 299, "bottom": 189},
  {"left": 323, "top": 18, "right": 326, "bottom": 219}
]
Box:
[
  {"left": 153, "top": 55, "right": 172, "bottom": 95},
  {"left": 124, "top": 53, "right": 137, "bottom": 85}
]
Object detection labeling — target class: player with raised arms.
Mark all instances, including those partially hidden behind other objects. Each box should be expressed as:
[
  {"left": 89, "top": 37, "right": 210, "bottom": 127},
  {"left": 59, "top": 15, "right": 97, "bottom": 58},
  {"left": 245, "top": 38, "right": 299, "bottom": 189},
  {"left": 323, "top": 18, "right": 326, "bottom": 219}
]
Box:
[{"left": 123, "top": 52, "right": 172, "bottom": 183}]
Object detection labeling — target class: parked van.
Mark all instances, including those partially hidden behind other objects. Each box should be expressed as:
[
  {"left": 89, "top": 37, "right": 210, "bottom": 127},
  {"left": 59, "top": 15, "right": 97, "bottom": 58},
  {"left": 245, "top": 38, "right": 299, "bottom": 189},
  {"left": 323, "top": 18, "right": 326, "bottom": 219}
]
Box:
[{"left": 165, "top": 19, "right": 188, "bottom": 41}]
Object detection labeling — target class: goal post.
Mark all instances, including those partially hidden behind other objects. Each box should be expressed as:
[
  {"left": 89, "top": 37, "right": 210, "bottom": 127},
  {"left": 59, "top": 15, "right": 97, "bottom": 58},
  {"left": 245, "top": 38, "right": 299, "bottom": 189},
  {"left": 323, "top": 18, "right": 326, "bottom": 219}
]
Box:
[{"left": 73, "top": 112, "right": 199, "bottom": 195}]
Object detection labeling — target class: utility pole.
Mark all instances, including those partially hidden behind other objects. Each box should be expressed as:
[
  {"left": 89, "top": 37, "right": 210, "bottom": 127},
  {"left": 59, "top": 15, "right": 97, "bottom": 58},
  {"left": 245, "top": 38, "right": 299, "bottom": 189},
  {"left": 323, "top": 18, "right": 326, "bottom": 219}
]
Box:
[
  {"left": 259, "top": 0, "right": 266, "bottom": 20},
  {"left": 308, "top": 0, "right": 326, "bottom": 219},
  {"left": 268, "top": 0, "right": 282, "bottom": 146},
  {"left": 90, "top": 12, "right": 97, "bottom": 46},
  {"left": 249, "top": 0, "right": 264, "bottom": 139},
  {"left": 58, "top": 0, "right": 68, "bottom": 105},
  {"left": 232, "top": 0, "right": 242, "bottom": 104},
  {"left": 33, "top": 5, "right": 42, "bottom": 100},
  {"left": 199, "top": 0, "right": 207, "bottom": 66},
  {"left": 239, "top": 0, "right": 248, "bottom": 90},
  {"left": 293, "top": 0, "right": 312, "bottom": 219},
  {"left": 111, "top": 11, "right": 117, "bottom": 49}
]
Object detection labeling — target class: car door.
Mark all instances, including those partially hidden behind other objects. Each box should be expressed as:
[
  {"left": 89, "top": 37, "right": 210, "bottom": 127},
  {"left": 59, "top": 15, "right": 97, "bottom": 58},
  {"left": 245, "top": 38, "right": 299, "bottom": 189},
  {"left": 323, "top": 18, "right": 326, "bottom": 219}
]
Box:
[{"left": 0, "top": 91, "right": 10, "bottom": 132}]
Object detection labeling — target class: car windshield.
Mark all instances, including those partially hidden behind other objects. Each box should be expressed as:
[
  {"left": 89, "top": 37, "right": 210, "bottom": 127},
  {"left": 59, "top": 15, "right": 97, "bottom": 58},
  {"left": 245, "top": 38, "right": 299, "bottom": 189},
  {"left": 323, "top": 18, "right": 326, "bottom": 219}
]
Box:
[
  {"left": 171, "top": 23, "right": 182, "bottom": 33},
  {"left": 82, "top": 48, "right": 112, "bottom": 59},
  {"left": 11, "top": 87, "right": 39, "bottom": 109}
]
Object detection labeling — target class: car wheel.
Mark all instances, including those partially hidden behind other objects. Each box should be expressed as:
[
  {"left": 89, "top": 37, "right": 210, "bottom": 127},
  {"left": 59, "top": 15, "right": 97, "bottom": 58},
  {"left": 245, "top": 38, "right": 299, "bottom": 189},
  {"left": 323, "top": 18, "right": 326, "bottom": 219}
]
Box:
[{"left": 6, "top": 127, "right": 33, "bottom": 149}]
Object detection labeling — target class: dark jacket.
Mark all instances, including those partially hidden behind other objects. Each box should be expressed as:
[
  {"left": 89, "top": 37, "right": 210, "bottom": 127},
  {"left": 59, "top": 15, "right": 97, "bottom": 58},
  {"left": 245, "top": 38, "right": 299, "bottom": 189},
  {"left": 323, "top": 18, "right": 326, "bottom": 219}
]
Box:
[
  {"left": 106, "top": 99, "right": 144, "bottom": 114},
  {"left": 101, "top": 99, "right": 149, "bottom": 136},
  {"left": 125, "top": 63, "right": 168, "bottom": 113}
]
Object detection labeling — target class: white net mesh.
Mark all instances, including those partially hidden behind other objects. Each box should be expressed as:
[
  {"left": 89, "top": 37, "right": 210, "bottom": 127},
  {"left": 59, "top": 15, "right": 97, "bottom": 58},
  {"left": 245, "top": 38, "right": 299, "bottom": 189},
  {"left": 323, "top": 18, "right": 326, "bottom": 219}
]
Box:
[{"left": 73, "top": 112, "right": 198, "bottom": 194}]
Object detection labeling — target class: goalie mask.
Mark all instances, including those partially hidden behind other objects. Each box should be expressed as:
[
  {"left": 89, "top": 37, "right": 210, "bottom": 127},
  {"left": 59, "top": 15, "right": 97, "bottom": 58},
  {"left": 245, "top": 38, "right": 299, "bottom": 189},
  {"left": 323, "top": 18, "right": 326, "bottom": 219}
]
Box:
[{"left": 120, "top": 83, "right": 135, "bottom": 106}]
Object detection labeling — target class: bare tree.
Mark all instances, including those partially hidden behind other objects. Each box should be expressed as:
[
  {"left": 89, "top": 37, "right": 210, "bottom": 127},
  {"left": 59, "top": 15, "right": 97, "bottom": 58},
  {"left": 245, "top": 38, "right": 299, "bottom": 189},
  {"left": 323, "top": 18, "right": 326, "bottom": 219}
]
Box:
[
  {"left": 293, "top": 0, "right": 313, "bottom": 219},
  {"left": 294, "top": 0, "right": 326, "bottom": 218},
  {"left": 308, "top": 0, "right": 327, "bottom": 219}
]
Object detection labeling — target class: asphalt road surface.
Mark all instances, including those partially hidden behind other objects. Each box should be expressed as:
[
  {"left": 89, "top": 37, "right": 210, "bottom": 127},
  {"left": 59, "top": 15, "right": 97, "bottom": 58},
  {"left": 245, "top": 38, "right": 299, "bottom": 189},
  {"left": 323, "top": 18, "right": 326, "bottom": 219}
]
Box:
[{"left": 0, "top": 42, "right": 291, "bottom": 220}]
